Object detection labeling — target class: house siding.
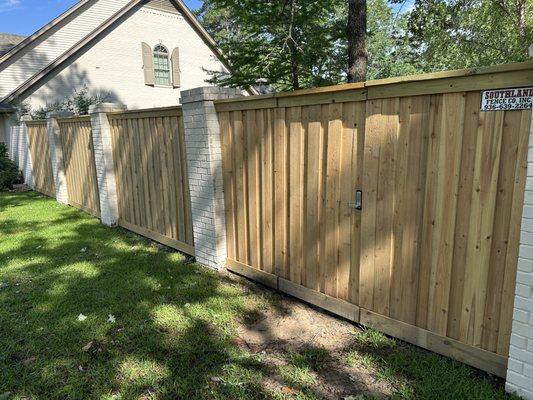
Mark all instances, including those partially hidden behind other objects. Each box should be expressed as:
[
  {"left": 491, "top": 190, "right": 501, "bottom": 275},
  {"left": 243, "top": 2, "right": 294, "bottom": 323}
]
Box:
[
  {"left": 0, "top": 0, "right": 133, "bottom": 100},
  {"left": 21, "top": 6, "right": 226, "bottom": 110}
]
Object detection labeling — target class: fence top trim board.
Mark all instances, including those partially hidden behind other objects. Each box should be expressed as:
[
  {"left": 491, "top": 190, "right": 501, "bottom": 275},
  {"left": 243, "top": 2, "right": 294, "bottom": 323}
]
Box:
[
  {"left": 57, "top": 115, "right": 91, "bottom": 123},
  {"left": 24, "top": 120, "right": 48, "bottom": 126},
  {"left": 108, "top": 106, "right": 183, "bottom": 120},
  {"left": 215, "top": 60, "right": 533, "bottom": 110}
]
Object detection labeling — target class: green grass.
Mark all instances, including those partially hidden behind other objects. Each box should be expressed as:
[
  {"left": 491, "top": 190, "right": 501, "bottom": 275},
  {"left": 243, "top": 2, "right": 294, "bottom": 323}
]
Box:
[
  {"left": 345, "top": 329, "right": 518, "bottom": 400},
  {"left": 0, "top": 192, "right": 520, "bottom": 400}
]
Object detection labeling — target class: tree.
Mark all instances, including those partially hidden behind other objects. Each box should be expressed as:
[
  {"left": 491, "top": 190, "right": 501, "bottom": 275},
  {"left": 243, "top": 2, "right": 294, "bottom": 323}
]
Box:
[
  {"left": 197, "top": 0, "right": 344, "bottom": 91},
  {"left": 347, "top": 0, "right": 368, "bottom": 82},
  {"left": 407, "top": 0, "right": 533, "bottom": 71},
  {"left": 365, "top": 0, "right": 420, "bottom": 79}
]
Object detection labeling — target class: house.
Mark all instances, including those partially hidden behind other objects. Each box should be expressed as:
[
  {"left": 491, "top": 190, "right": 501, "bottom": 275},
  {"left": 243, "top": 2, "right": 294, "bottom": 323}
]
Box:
[
  {"left": 0, "top": 0, "right": 236, "bottom": 146},
  {"left": 0, "top": 33, "right": 26, "bottom": 57}
]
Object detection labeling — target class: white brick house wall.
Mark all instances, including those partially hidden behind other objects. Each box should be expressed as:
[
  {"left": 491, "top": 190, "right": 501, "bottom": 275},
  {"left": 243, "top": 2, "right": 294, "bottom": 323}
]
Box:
[
  {"left": 27, "top": 6, "right": 226, "bottom": 110},
  {"left": 0, "top": 0, "right": 132, "bottom": 99},
  {"left": 506, "top": 112, "right": 533, "bottom": 400}
]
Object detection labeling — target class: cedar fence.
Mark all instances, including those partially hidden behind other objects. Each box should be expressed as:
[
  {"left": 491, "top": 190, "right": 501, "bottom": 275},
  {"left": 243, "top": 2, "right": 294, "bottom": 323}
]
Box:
[
  {"left": 26, "top": 120, "right": 55, "bottom": 198},
  {"left": 18, "top": 61, "right": 533, "bottom": 379},
  {"left": 57, "top": 116, "right": 101, "bottom": 217},
  {"left": 108, "top": 107, "right": 194, "bottom": 255}
]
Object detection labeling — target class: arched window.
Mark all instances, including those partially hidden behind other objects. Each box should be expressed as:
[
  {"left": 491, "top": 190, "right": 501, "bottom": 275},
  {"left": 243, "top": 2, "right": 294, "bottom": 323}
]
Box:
[{"left": 153, "top": 44, "right": 171, "bottom": 86}]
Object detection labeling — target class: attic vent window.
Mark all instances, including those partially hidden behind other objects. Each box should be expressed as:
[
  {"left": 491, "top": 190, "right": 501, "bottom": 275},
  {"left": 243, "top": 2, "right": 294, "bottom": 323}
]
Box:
[{"left": 153, "top": 44, "right": 171, "bottom": 86}]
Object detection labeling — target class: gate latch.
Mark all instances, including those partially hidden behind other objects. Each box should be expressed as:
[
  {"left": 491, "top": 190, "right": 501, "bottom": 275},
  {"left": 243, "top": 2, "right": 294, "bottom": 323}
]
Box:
[{"left": 348, "top": 190, "right": 362, "bottom": 211}]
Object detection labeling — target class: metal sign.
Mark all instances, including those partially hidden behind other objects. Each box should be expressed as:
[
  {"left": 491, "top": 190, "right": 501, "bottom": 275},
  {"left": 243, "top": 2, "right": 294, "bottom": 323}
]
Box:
[{"left": 480, "top": 87, "right": 533, "bottom": 111}]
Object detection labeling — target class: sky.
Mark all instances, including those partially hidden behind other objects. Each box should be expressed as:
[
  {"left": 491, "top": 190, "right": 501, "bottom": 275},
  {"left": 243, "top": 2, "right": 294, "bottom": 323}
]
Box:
[{"left": 0, "top": 0, "right": 203, "bottom": 36}]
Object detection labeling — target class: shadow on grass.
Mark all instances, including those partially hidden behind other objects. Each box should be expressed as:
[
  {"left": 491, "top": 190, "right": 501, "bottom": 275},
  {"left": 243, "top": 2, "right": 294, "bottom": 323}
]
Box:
[{"left": 0, "top": 192, "right": 284, "bottom": 399}]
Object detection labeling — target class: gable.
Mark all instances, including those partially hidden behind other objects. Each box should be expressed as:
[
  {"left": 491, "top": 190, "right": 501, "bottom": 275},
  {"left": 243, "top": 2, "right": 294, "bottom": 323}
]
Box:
[
  {"left": 15, "top": 3, "right": 229, "bottom": 109},
  {"left": 144, "top": 0, "right": 181, "bottom": 14}
]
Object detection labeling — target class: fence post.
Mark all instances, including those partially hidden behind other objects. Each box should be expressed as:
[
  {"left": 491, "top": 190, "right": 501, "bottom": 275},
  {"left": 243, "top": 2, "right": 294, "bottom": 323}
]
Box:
[
  {"left": 18, "top": 115, "right": 34, "bottom": 189},
  {"left": 180, "top": 87, "right": 241, "bottom": 269},
  {"left": 506, "top": 109, "right": 533, "bottom": 400},
  {"left": 89, "top": 103, "right": 126, "bottom": 227},
  {"left": 46, "top": 111, "right": 72, "bottom": 205}
]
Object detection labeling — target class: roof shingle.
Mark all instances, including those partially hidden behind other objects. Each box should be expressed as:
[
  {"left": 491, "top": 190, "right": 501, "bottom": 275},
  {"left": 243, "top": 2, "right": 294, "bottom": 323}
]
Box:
[{"left": 0, "top": 33, "right": 26, "bottom": 57}]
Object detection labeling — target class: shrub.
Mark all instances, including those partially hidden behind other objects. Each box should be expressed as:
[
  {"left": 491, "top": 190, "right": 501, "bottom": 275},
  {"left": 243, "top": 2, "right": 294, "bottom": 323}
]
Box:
[
  {"left": 0, "top": 143, "right": 22, "bottom": 190},
  {"left": 31, "top": 86, "right": 110, "bottom": 119}
]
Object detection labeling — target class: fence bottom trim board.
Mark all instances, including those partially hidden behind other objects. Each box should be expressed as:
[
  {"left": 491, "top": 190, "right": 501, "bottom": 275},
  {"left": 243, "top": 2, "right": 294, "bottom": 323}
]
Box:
[
  {"left": 226, "top": 258, "right": 278, "bottom": 289},
  {"left": 225, "top": 258, "right": 360, "bottom": 323},
  {"left": 35, "top": 189, "right": 56, "bottom": 198},
  {"left": 225, "top": 258, "right": 508, "bottom": 378},
  {"left": 69, "top": 200, "right": 100, "bottom": 218},
  {"left": 278, "top": 278, "right": 360, "bottom": 323},
  {"left": 118, "top": 220, "right": 195, "bottom": 256},
  {"left": 359, "top": 309, "right": 508, "bottom": 378}
]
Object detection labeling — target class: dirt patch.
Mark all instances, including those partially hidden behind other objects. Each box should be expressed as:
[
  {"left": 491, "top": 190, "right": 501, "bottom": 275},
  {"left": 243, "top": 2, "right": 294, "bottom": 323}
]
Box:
[{"left": 225, "top": 272, "right": 395, "bottom": 399}]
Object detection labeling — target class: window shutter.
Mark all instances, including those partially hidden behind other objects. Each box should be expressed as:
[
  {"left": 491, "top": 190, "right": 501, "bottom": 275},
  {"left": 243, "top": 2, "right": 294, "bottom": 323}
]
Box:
[
  {"left": 171, "top": 47, "right": 181, "bottom": 88},
  {"left": 141, "top": 42, "right": 155, "bottom": 86}
]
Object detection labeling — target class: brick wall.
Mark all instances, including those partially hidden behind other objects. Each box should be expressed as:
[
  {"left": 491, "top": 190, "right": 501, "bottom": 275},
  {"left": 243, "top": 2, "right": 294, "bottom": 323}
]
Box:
[
  {"left": 47, "top": 113, "right": 70, "bottom": 204},
  {"left": 180, "top": 86, "right": 241, "bottom": 269},
  {"left": 7, "top": 117, "right": 34, "bottom": 188},
  {"left": 506, "top": 112, "right": 533, "bottom": 399},
  {"left": 89, "top": 103, "right": 125, "bottom": 226}
]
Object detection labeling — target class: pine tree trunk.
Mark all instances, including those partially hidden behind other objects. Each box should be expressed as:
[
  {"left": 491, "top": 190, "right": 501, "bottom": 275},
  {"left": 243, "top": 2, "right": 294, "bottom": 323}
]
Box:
[
  {"left": 347, "top": 0, "right": 367, "bottom": 83},
  {"left": 289, "top": 0, "right": 300, "bottom": 90},
  {"left": 516, "top": 0, "right": 525, "bottom": 38}
]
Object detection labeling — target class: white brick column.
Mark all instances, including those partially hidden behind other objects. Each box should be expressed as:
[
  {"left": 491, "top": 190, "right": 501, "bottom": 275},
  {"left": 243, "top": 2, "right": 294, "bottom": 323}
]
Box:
[
  {"left": 180, "top": 86, "right": 241, "bottom": 269},
  {"left": 506, "top": 110, "right": 533, "bottom": 399},
  {"left": 18, "top": 115, "right": 34, "bottom": 188},
  {"left": 46, "top": 111, "right": 72, "bottom": 205},
  {"left": 89, "top": 103, "right": 126, "bottom": 227}
]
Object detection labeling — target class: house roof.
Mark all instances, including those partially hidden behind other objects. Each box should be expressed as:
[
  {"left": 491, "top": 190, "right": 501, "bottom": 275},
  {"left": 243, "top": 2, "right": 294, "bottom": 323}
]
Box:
[
  {"left": 0, "top": 0, "right": 256, "bottom": 104},
  {"left": 0, "top": 0, "right": 94, "bottom": 66},
  {"left": 0, "top": 33, "right": 26, "bottom": 57}
]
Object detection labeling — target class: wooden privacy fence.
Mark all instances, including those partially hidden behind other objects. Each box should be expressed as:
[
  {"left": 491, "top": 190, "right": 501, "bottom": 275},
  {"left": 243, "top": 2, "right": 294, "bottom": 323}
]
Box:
[
  {"left": 215, "top": 62, "right": 533, "bottom": 377},
  {"left": 108, "top": 107, "right": 194, "bottom": 256},
  {"left": 57, "top": 116, "right": 100, "bottom": 217},
  {"left": 26, "top": 120, "right": 55, "bottom": 198}
]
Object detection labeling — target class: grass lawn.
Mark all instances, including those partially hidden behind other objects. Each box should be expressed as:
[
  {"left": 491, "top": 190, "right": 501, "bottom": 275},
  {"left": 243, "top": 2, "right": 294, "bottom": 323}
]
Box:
[{"left": 0, "top": 192, "right": 518, "bottom": 400}]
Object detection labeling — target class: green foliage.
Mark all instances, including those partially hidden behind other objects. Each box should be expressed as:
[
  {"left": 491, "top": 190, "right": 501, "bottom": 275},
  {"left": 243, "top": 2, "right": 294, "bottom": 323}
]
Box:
[
  {"left": 198, "top": 0, "right": 345, "bottom": 91},
  {"left": 337, "top": 0, "right": 421, "bottom": 80},
  {"left": 31, "top": 86, "right": 110, "bottom": 119},
  {"left": 0, "top": 143, "right": 22, "bottom": 190},
  {"left": 198, "top": 0, "right": 422, "bottom": 90},
  {"left": 405, "top": 0, "right": 532, "bottom": 71},
  {"left": 198, "top": 0, "right": 531, "bottom": 91}
]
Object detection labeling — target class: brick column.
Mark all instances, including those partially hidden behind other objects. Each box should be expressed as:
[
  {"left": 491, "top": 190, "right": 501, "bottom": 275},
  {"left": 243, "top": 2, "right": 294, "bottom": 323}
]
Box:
[
  {"left": 89, "top": 103, "right": 126, "bottom": 227},
  {"left": 46, "top": 111, "right": 72, "bottom": 205},
  {"left": 180, "top": 86, "right": 241, "bottom": 269},
  {"left": 18, "top": 115, "right": 34, "bottom": 189},
  {"left": 506, "top": 110, "right": 533, "bottom": 399}
]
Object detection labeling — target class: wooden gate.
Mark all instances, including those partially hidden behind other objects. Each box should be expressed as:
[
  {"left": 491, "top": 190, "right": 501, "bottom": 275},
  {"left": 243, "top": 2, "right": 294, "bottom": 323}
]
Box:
[
  {"left": 217, "top": 97, "right": 365, "bottom": 312},
  {"left": 26, "top": 121, "right": 55, "bottom": 197},
  {"left": 108, "top": 107, "right": 194, "bottom": 256},
  {"left": 216, "top": 62, "right": 533, "bottom": 377},
  {"left": 58, "top": 116, "right": 101, "bottom": 217}
]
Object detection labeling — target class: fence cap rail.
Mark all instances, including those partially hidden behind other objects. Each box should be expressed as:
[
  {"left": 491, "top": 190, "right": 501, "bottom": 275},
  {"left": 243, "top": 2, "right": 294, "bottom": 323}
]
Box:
[
  {"left": 215, "top": 60, "right": 533, "bottom": 110},
  {"left": 56, "top": 115, "right": 91, "bottom": 123},
  {"left": 24, "top": 119, "right": 47, "bottom": 125},
  {"left": 107, "top": 105, "right": 183, "bottom": 120}
]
